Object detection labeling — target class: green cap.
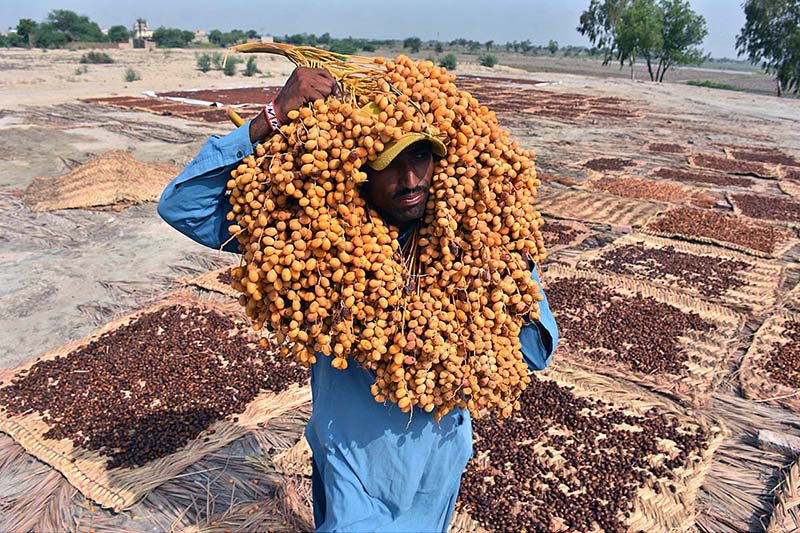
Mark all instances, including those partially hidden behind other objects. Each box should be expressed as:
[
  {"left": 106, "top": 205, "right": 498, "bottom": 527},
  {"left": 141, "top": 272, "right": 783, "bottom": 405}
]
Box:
[{"left": 357, "top": 103, "right": 447, "bottom": 171}]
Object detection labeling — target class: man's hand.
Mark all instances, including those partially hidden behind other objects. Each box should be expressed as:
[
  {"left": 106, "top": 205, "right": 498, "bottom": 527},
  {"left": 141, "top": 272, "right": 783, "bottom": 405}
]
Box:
[
  {"left": 274, "top": 67, "right": 339, "bottom": 123},
  {"left": 249, "top": 67, "right": 339, "bottom": 143}
]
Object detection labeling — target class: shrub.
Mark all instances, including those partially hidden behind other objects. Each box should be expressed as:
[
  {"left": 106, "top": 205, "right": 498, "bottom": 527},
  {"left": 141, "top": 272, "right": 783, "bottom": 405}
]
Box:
[
  {"left": 80, "top": 51, "right": 113, "bottom": 64},
  {"left": 197, "top": 53, "right": 212, "bottom": 72},
  {"left": 124, "top": 67, "right": 141, "bottom": 82},
  {"left": 243, "top": 56, "right": 261, "bottom": 77},
  {"left": 329, "top": 39, "right": 357, "bottom": 56},
  {"left": 74, "top": 65, "right": 89, "bottom": 75},
  {"left": 439, "top": 53, "right": 457, "bottom": 70},
  {"left": 211, "top": 51, "right": 224, "bottom": 70},
  {"left": 479, "top": 54, "right": 498, "bottom": 67},
  {"left": 686, "top": 80, "right": 745, "bottom": 92},
  {"left": 223, "top": 56, "right": 242, "bottom": 76}
]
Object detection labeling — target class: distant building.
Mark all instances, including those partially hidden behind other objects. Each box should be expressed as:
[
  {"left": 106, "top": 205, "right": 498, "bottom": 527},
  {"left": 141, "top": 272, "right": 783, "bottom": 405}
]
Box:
[
  {"left": 261, "top": 35, "right": 274, "bottom": 43},
  {"left": 193, "top": 30, "right": 209, "bottom": 44},
  {"left": 131, "top": 19, "right": 154, "bottom": 49}
]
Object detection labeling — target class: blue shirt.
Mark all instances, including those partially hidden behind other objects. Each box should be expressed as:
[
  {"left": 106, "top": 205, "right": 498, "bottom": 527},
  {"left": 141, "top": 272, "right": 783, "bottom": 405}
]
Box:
[{"left": 158, "top": 122, "right": 559, "bottom": 532}]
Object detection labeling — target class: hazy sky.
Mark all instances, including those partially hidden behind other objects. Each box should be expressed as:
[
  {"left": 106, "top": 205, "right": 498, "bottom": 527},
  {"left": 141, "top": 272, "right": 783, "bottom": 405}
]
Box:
[{"left": 0, "top": 0, "right": 746, "bottom": 59}]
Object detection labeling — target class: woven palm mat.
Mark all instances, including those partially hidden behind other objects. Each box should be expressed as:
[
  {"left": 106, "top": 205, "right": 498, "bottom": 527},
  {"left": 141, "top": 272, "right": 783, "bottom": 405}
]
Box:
[
  {"left": 544, "top": 264, "right": 743, "bottom": 405},
  {"left": 0, "top": 402, "right": 315, "bottom": 533},
  {"left": 273, "top": 434, "right": 313, "bottom": 477},
  {"left": 767, "top": 457, "right": 800, "bottom": 533},
  {"left": 540, "top": 218, "right": 594, "bottom": 256},
  {"left": 0, "top": 291, "right": 310, "bottom": 511},
  {"left": 688, "top": 154, "right": 781, "bottom": 180},
  {"left": 535, "top": 186, "right": 662, "bottom": 228},
  {"left": 22, "top": 150, "right": 180, "bottom": 212},
  {"left": 575, "top": 233, "right": 784, "bottom": 315},
  {"left": 785, "top": 282, "right": 800, "bottom": 313},
  {"left": 643, "top": 206, "right": 798, "bottom": 259},
  {"left": 187, "top": 265, "right": 239, "bottom": 298},
  {"left": 452, "top": 361, "right": 725, "bottom": 533},
  {"left": 740, "top": 311, "right": 800, "bottom": 413},
  {"left": 695, "top": 392, "right": 798, "bottom": 533},
  {"left": 582, "top": 174, "right": 719, "bottom": 208},
  {"left": 729, "top": 192, "right": 800, "bottom": 227},
  {"left": 779, "top": 178, "right": 800, "bottom": 199}
]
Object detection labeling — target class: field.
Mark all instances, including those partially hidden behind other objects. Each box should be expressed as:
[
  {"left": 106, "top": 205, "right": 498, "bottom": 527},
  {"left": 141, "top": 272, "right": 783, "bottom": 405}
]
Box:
[{"left": 0, "top": 46, "right": 799, "bottom": 532}]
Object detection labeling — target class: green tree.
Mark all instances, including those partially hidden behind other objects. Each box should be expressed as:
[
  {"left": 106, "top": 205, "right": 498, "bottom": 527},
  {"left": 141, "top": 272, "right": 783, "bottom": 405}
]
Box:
[
  {"left": 208, "top": 30, "right": 223, "bottom": 45},
  {"left": 107, "top": 25, "right": 130, "bottom": 42},
  {"left": 208, "top": 29, "right": 248, "bottom": 47},
  {"left": 152, "top": 27, "right": 194, "bottom": 48},
  {"left": 485, "top": 40, "right": 494, "bottom": 51},
  {"left": 435, "top": 41, "right": 444, "bottom": 53},
  {"left": 468, "top": 40, "right": 481, "bottom": 52},
  {"left": 655, "top": 0, "right": 707, "bottom": 81},
  {"left": 577, "top": 0, "right": 629, "bottom": 65},
  {"left": 617, "top": 0, "right": 663, "bottom": 79},
  {"left": 16, "top": 19, "right": 37, "bottom": 47},
  {"left": 35, "top": 28, "right": 68, "bottom": 48},
  {"left": 44, "top": 9, "right": 105, "bottom": 42},
  {"left": 403, "top": 37, "right": 422, "bottom": 53},
  {"left": 579, "top": 0, "right": 706, "bottom": 81},
  {"left": 329, "top": 39, "right": 358, "bottom": 55},
  {"left": 737, "top": 0, "right": 800, "bottom": 96},
  {"left": 0, "top": 33, "right": 24, "bottom": 47},
  {"left": 548, "top": 39, "right": 560, "bottom": 54}
]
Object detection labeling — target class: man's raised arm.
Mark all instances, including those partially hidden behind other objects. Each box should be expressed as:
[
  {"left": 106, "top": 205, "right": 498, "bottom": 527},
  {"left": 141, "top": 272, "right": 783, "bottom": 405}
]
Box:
[{"left": 157, "top": 67, "right": 339, "bottom": 253}]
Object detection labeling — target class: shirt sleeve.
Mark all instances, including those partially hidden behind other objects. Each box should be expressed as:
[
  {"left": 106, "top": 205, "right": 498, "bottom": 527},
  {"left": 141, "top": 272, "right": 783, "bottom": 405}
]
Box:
[
  {"left": 157, "top": 122, "right": 255, "bottom": 253},
  {"left": 519, "top": 267, "right": 559, "bottom": 372}
]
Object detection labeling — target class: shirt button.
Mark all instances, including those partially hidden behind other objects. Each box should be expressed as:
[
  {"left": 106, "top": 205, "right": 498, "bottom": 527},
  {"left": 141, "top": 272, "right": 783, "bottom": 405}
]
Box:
[{"left": 236, "top": 151, "right": 243, "bottom": 158}]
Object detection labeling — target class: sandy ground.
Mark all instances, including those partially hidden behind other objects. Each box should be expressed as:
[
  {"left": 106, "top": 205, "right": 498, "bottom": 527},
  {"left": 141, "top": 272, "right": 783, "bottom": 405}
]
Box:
[{"left": 1, "top": 47, "right": 800, "bottom": 531}]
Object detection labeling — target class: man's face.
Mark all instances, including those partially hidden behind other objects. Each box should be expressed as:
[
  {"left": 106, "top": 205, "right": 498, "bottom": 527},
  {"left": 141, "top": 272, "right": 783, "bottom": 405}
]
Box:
[{"left": 363, "top": 141, "right": 434, "bottom": 228}]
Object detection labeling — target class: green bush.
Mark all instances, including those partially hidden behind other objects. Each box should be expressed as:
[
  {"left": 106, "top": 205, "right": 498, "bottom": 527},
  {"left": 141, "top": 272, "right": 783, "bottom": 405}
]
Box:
[
  {"left": 686, "top": 80, "right": 745, "bottom": 92},
  {"left": 439, "top": 53, "right": 457, "bottom": 70},
  {"left": 196, "top": 53, "right": 212, "bottom": 72},
  {"left": 74, "top": 65, "right": 89, "bottom": 75},
  {"left": 80, "top": 51, "right": 113, "bottom": 64},
  {"left": 223, "top": 56, "right": 242, "bottom": 76},
  {"left": 329, "top": 39, "right": 358, "bottom": 56},
  {"left": 479, "top": 54, "right": 498, "bottom": 67},
  {"left": 243, "top": 56, "right": 261, "bottom": 77},
  {"left": 211, "top": 51, "right": 224, "bottom": 70},
  {"left": 124, "top": 67, "right": 141, "bottom": 82}
]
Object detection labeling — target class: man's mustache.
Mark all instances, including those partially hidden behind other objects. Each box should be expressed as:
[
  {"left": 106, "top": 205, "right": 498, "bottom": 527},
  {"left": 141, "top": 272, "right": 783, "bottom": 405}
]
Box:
[{"left": 394, "top": 185, "right": 428, "bottom": 199}]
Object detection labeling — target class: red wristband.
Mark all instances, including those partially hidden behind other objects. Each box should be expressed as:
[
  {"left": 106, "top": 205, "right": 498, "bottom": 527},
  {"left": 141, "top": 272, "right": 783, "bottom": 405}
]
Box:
[{"left": 264, "top": 101, "right": 281, "bottom": 132}]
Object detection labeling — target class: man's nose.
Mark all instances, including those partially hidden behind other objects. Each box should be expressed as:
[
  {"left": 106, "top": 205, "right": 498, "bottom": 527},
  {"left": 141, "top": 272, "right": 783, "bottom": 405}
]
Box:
[{"left": 397, "top": 162, "right": 420, "bottom": 189}]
